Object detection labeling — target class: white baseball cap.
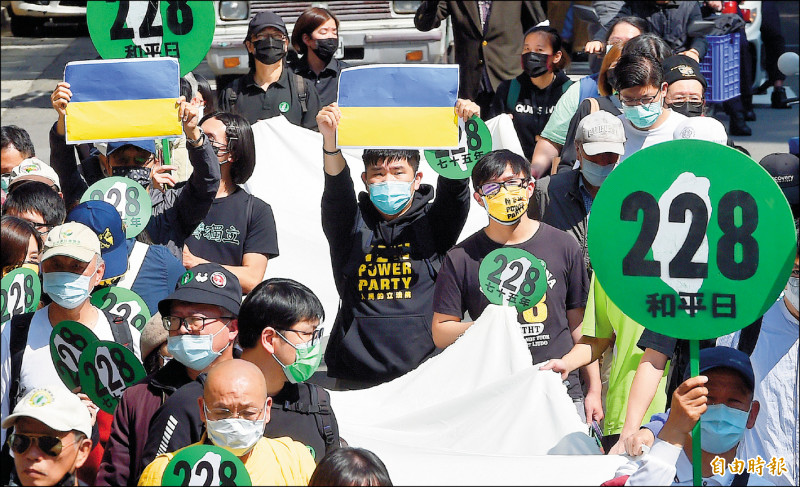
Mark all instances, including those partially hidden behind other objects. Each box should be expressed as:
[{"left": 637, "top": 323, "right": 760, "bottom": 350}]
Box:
[
  {"left": 41, "top": 222, "right": 101, "bottom": 263},
  {"left": 2, "top": 387, "right": 92, "bottom": 438},
  {"left": 9, "top": 158, "right": 61, "bottom": 191},
  {"left": 575, "top": 111, "right": 626, "bottom": 155},
  {"left": 673, "top": 117, "right": 728, "bottom": 146}
]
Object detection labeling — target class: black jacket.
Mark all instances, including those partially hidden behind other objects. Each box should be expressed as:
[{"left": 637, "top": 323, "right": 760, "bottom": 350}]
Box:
[{"left": 322, "top": 166, "right": 470, "bottom": 383}]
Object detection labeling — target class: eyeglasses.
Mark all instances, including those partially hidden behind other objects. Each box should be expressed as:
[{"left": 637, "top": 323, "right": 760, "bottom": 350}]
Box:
[
  {"left": 668, "top": 96, "right": 704, "bottom": 105},
  {"left": 252, "top": 33, "right": 286, "bottom": 42},
  {"left": 8, "top": 433, "right": 75, "bottom": 457},
  {"left": 20, "top": 219, "right": 55, "bottom": 237},
  {"left": 208, "top": 136, "right": 237, "bottom": 156},
  {"left": 477, "top": 178, "right": 529, "bottom": 197},
  {"left": 276, "top": 327, "right": 324, "bottom": 347},
  {"left": 113, "top": 154, "right": 156, "bottom": 166},
  {"left": 619, "top": 91, "right": 661, "bottom": 106},
  {"left": 162, "top": 315, "right": 234, "bottom": 332},
  {"left": 204, "top": 402, "right": 267, "bottom": 421}
]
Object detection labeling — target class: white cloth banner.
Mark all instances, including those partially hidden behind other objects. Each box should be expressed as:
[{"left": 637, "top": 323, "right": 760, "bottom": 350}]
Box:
[
  {"left": 243, "top": 115, "right": 523, "bottom": 327},
  {"left": 328, "top": 305, "right": 628, "bottom": 485}
]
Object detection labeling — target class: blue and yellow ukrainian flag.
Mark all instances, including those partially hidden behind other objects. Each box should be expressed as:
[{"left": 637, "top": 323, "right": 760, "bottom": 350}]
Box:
[
  {"left": 64, "top": 58, "right": 182, "bottom": 144},
  {"left": 337, "top": 65, "right": 460, "bottom": 149}
]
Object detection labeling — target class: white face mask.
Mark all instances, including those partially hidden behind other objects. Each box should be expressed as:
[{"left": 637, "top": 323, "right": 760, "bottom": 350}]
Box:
[{"left": 204, "top": 403, "right": 266, "bottom": 456}]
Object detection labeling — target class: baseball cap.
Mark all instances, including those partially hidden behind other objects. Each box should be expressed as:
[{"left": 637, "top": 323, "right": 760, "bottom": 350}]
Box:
[
  {"left": 663, "top": 54, "right": 707, "bottom": 89},
  {"left": 107, "top": 139, "right": 156, "bottom": 156},
  {"left": 575, "top": 110, "right": 626, "bottom": 155},
  {"left": 66, "top": 200, "right": 127, "bottom": 280},
  {"left": 673, "top": 117, "right": 728, "bottom": 146},
  {"left": 2, "top": 387, "right": 93, "bottom": 438},
  {"left": 683, "top": 346, "right": 755, "bottom": 391},
  {"left": 246, "top": 10, "right": 287, "bottom": 41},
  {"left": 41, "top": 222, "right": 101, "bottom": 263},
  {"left": 158, "top": 263, "right": 242, "bottom": 317},
  {"left": 759, "top": 153, "right": 799, "bottom": 206},
  {"left": 9, "top": 158, "right": 61, "bottom": 192}
]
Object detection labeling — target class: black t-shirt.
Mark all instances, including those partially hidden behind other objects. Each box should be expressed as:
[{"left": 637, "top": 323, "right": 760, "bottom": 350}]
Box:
[
  {"left": 433, "top": 223, "right": 589, "bottom": 399},
  {"left": 185, "top": 189, "right": 279, "bottom": 266},
  {"left": 291, "top": 56, "right": 349, "bottom": 107},
  {"left": 489, "top": 71, "right": 573, "bottom": 160}
]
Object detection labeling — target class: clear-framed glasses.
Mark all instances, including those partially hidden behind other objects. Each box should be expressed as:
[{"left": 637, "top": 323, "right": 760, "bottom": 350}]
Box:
[
  {"left": 162, "top": 315, "right": 234, "bottom": 332},
  {"left": 478, "top": 178, "right": 529, "bottom": 197},
  {"left": 619, "top": 91, "right": 660, "bottom": 106},
  {"left": 204, "top": 401, "right": 267, "bottom": 421},
  {"left": 276, "top": 327, "right": 324, "bottom": 348},
  {"left": 668, "top": 96, "right": 704, "bottom": 105}
]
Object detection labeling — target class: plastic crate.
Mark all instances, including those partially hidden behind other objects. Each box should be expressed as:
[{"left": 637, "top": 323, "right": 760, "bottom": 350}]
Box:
[{"left": 700, "top": 32, "right": 740, "bottom": 102}]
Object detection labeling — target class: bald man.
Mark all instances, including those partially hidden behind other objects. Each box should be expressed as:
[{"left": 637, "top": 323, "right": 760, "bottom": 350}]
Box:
[{"left": 138, "top": 360, "right": 316, "bottom": 486}]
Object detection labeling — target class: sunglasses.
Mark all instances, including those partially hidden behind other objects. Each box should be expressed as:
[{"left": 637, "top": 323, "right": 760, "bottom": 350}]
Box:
[{"left": 8, "top": 433, "right": 75, "bottom": 457}]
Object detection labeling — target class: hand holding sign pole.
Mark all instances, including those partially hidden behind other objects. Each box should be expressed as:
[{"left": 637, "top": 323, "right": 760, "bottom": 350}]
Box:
[{"left": 588, "top": 140, "right": 796, "bottom": 484}]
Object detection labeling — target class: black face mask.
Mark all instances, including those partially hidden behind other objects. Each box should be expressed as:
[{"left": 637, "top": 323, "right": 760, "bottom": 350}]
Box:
[
  {"left": 253, "top": 37, "right": 286, "bottom": 65},
  {"left": 667, "top": 101, "right": 704, "bottom": 117},
  {"left": 313, "top": 37, "right": 338, "bottom": 63},
  {"left": 521, "top": 51, "right": 551, "bottom": 78},
  {"left": 112, "top": 166, "right": 151, "bottom": 188}
]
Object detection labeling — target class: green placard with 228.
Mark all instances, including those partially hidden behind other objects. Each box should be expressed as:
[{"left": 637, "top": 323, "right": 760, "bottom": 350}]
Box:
[
  {"left": 50, "top": 321, "right": 100, "bottom": 391},
  {"left": 77, "top": 340, "right": 145, "bottom": 413},
  {"left": 81, "top": 176, "right": 151, "bottom": 239},
  {"left": 424, "top": 115, "right": 491, "bottom": 179},
  {"left": 163, "top": 445, "right": 252, "bottom": 486},
  {"left": 478, "top": 248, "right": 547, "bottom": 312},
  {"left": 1, "top": 267, "right": 41, "bottom": 323},
  {"left": 91, "top": 287, "right": 151, "bottom": 331},
  {"left": 588, "top": 140, "right": 796, "bottom": 340}
]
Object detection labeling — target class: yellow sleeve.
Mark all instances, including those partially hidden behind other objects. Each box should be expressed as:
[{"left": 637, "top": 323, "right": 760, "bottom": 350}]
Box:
[
  {"left": 137, "top": 453, "right": 173, "bottom": 486},
  {"left": 293, "top": 441, "right": 318, "bottom": 484},
  {"left": 582, "top": 275, "right": 614, "bottom": 339}
]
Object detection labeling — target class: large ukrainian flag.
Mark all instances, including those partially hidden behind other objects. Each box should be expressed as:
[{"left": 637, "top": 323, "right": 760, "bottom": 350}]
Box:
[
  {"left": 337, "top": 65, "right": 460, "bottom": 149},
  {"left": 64, "top": 58, "right": 182, "bottom": 144}
]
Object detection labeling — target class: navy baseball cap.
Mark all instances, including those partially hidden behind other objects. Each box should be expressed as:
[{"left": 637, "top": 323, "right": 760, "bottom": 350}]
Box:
[
  {"left": 684, "top": 346, "right": 755, "bottom": 391},
  {"left": 159, "top": 264, "right": 242, "bottom": 317},
  {"left": 107, "top": 140, "right": 156, "bottom": 156},
  {"left": 66, "top": 200, "right": 128, "bottom": 280}
]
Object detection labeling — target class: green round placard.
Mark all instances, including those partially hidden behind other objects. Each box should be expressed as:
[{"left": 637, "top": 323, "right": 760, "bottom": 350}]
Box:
[
  {"left": 1, "top": 267, "right": 41, "bottom": 323},
  {"left": 424, "top": 115, "right": 491, "bottom": 179},
  {"left": 91, "top": 287, "right": 151, "bottom": 331},
  {"left": 479, "top": 248, "right": 547, "bottom": 312},
  {"left": 162, "top": 445, "right": 252, "bottom": 486},
  {"left": 588, "top": 140, "right": 796, "bottom": 340},
  {"left": 78, "top": 340, "right": 145, "bottom": 413},
  {"left": 87, "top": 1, "right": 215, "bottom": 76},
  {"left": 50, "top": 321, "right": 100, "bottom": 391},
  {"left": 81, "top": 176, "right": 151, "bottom": 239}
]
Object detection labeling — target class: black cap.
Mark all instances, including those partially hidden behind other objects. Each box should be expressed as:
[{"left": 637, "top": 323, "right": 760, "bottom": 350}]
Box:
[
  {"left": 683, "top": 347, "right": 755, "bottom": 391},
  {"left": 663, "top": 54, "right": 707, "bottom": 89},
  {"left": 158, "top": 264, "right": 242, "bottom": 317},
  {"left": 759, "top": 153, "right": 799, "bottom": 206},
  {"left": 246, "top": 11, "right": 287, "bottom": 41}
]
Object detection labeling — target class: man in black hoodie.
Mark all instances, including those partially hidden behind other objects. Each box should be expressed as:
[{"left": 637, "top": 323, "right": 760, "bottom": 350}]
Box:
[{"left": 316, "top": 100, "right": 477, "bottom": 388}]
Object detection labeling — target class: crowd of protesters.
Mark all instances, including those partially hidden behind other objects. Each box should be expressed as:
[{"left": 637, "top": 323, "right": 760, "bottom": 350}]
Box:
[{"left": 0, "top": 2, "right": 797, "bottom": 486}]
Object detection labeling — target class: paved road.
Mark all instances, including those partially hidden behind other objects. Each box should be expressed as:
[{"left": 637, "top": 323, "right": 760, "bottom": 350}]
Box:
[{"left": 1, "top": 7, "right": 797, "bottom": 164}]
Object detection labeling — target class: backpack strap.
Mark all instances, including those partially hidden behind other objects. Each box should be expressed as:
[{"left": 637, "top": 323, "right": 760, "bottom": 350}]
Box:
[
  {"left": 731, "top": 471, "right": 750, "bottom": 486},
  {"left": 736, "top": 316, "right": 762, "bottom": 356},
  {"left": 506, "top": 78, "right": 521, "bottom": 110},
  {"left": 115, "top": 241, "right": 148, "bottom": 290},
  {"left": 104, "top": 309, "right": 135, "bottom": 354},
  {"left": 293, "top": 73, "right": 309, "bottom": 114},
  {"left": 588, "top": 97, "right": 600, "bottom": 114},
  {"left": 308, "top": 384, "right": 336, "bottom": 450}
]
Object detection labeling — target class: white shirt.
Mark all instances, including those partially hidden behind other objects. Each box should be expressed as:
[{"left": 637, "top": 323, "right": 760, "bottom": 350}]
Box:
[
  {"left": 717, "top": 297, "right": 799, "bottom": 486},
  {"left": 0, "top": 305, "right": 141, "bottom": 445},
  {"left": 618, "top": 110, "right": 687, "bottom": 162},
  {"left": 617, "top": 439, "right": 774, "bottom": 486}
]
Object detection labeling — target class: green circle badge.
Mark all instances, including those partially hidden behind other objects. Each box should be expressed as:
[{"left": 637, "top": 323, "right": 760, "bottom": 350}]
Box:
[
  {"left": 162, "top": 445, "right": 252, "bottom": 486},
  {"left": 78, "top": 340, "right": 146, "bottom": 413},
  {"left": 1, "top": 267, "right": 41, "bottom": 323},
  {"left": 278, "top": 101, "right": 290, "bottom": 113},
  {"left": 588, "top": 140, "right": 796, "bottom": 340},
  {"left": 87, "top": 1, "right": 215, "bottom": 76},
  {"left": 81, "top": 176, "right": 152, "bottom": 239},
  {"left": 50, "top": 321, "right": 100, "bottom": 391},
  {"left": 91, "top": 287, "right": 151, "bottom": 331},
  {"left": 479, "top": 248, "right": 547, "bottom": 312},
  {"left": 424, "top": 115, "right": 491, "bottom": 179}
]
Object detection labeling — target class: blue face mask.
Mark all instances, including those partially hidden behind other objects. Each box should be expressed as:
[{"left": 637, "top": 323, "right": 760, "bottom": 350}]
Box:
[
  {"left": 581, "top": 159, "right": 615, "bottom": 187},
  {"left": 369, "top": 179, "right": 414, "bottom": 215},
  {"left": 623, "top": 99, "right": 663, "bottom": 129},
  {"left": 700, "top": 403, "right": 750, "bottom": 454},
  {"left": 167, "top": 326, "right": 230, "bottom": 371},
  {"left": 42, "top": 268, "right": 94, "bottom": 309}
]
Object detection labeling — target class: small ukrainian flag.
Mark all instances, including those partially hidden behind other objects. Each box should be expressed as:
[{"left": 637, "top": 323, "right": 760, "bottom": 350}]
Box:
[
  {"left": 337, "top": 64, "right": 460, "bottom": 149},
  {"left": 64, "top": 58, "right": 182, "bottom": 144}
]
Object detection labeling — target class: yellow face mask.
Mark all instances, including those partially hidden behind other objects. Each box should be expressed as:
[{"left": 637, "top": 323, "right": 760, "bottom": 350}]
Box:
[{"left": 482, "top": 186, "right": 529, "bottom": 225}]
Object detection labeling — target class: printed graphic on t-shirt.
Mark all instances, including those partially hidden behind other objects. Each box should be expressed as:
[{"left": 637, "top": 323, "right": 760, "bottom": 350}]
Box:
[
  {"left": 358, "top": 243, "right": 417, "bottom": 301},
  {"left": 191, "top": 222, "right": 240, "bottom": 245},
  {"left": 520, "top": 264, "right": 557, "bottom": 348}
]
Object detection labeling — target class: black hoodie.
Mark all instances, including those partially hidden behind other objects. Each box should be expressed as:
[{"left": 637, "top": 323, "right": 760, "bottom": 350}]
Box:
[{"left": 322, "top": 165, "right": 470, "bottom": 383}]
